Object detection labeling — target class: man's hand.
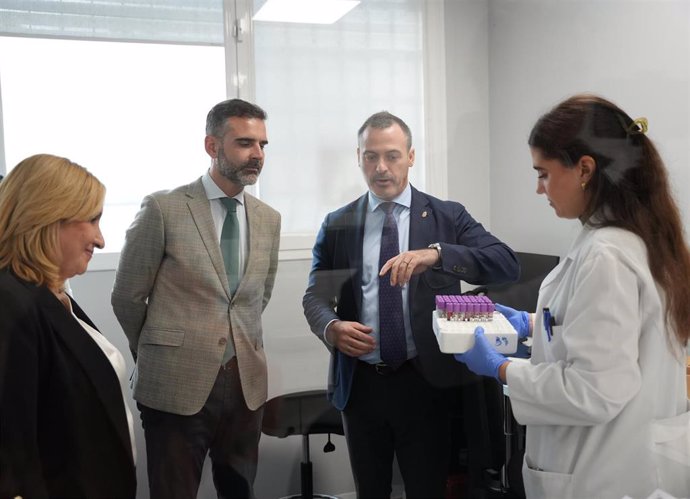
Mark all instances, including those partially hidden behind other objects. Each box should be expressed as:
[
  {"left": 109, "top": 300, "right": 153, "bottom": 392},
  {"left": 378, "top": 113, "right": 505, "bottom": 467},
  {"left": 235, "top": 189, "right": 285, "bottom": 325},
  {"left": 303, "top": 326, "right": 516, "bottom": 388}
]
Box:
[
  {"left": 327, "top": 320, "right": 376, "bottom": 357},
  {"left": 379, "top": 248, "right": 439, "bottom": 287}
]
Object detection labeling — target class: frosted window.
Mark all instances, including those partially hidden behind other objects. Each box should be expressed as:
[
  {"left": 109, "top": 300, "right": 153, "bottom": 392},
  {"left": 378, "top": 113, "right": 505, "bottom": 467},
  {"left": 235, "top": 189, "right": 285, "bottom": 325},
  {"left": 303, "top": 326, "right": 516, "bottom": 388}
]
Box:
[
  {"left": 0, "top": 0, "right": 427, "bottom": 250},
  {"left": 0, "top": 36, "right": 225, "bottom": 251},
  {"left": 253, "top": 0, "right": 426, "bottom": 233},
  {"left": 0, "top": 0, "right": 223, "bottom": 44}
]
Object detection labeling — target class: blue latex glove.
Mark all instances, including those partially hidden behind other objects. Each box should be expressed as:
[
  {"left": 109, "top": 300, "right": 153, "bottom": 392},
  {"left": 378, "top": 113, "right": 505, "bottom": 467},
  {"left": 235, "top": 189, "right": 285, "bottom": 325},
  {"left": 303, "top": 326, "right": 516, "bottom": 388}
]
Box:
[
  {"left": 495, "top": 303, "right": 530, "bottom": 339},
  {"left": 453, "top": 327, "right": 507, "bottom": 380}
]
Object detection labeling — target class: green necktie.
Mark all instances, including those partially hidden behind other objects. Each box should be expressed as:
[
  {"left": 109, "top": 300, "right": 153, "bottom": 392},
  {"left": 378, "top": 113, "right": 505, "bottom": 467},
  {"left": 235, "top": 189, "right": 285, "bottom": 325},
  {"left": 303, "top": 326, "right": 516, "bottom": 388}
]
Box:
[{"left": 220, "top": 197, "right": 240, "bottom": 295}]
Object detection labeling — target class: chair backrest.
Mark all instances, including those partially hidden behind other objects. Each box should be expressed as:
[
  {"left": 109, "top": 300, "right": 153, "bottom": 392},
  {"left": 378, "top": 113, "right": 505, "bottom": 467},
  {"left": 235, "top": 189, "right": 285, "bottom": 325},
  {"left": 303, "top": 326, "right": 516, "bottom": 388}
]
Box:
[{"left": 466, "top": 252, "right": 560, "bottom": 312}]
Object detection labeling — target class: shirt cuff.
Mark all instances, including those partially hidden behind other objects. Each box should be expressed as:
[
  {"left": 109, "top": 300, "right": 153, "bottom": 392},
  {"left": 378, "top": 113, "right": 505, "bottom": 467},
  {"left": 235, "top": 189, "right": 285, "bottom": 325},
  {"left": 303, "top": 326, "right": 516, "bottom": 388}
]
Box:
[{"left": 323, "top": 319, "right": 339, "bottom": 346}]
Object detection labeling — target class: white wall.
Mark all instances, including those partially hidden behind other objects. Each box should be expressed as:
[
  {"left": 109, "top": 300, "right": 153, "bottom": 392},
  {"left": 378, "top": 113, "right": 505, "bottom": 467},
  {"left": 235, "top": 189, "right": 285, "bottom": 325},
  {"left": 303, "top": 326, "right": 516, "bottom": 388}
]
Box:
[
  {"left": 487, "top": 0, "right": 690, "bottom": 257},
  {"left": 444, "top": 0, "right": 492, "bottom": 228}
]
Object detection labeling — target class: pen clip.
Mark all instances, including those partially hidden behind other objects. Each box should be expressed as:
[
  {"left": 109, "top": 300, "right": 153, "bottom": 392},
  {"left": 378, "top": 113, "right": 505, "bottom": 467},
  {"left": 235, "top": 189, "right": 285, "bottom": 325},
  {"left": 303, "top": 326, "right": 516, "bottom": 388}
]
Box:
[{"left": 542, "top": 307, "right": 554, "bottom": 342}]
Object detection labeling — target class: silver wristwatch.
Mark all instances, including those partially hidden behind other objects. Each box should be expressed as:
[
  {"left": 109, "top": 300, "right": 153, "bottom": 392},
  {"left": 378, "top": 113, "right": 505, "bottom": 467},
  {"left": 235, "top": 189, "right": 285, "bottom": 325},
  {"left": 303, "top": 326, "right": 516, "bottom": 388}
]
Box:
[{"left": 428, "top": 242, "right": 442, "bottom": 266}]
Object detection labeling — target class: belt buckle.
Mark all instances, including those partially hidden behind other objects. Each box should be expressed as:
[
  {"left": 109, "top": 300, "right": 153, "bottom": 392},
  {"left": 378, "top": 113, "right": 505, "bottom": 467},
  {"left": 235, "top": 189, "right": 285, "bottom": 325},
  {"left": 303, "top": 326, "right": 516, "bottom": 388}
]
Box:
[{"left": 374, "top": 363, "right": 390, "bottom": 376}]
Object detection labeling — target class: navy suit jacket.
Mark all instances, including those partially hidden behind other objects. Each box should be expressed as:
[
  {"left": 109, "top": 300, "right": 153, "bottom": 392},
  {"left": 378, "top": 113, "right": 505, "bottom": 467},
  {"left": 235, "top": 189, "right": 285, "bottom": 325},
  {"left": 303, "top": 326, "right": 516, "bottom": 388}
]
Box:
[
  {"left": 0, "top": 269, "right": 136, "bottom": 499},
  {"left": 303, "top": 187, "right": 519, "bottom": 410}
]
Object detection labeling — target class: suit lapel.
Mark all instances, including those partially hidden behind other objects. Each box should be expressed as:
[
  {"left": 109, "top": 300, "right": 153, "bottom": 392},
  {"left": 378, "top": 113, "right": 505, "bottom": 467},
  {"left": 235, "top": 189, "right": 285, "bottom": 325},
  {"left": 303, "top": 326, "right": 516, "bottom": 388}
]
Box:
[
  {"left": 243, "top": 192, "right": 264, "bottom": 292},
  {"left": 185, "top": 179, "right": 232, "bottom": 300},
  {"left": 39, "top": 288, "right": 134, "bottom": 465},
  {"left": 349, "top": 195, "right": 368, "bottom": 313},
  {"left": 408, "top": 186, "right": 434, "bottom": 306}
]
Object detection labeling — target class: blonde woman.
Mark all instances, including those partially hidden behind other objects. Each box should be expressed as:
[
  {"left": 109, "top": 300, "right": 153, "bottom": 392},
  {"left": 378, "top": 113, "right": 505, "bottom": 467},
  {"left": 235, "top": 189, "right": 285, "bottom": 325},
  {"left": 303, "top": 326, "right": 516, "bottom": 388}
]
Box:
[{"left": 0, "top": 154, "right": 136, "bottom": 498}]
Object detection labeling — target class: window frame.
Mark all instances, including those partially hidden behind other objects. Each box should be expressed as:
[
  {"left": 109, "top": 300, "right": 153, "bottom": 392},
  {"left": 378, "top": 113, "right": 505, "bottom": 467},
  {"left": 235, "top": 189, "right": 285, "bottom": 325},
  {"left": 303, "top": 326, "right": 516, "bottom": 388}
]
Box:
[
  {"left": 222, "top": 0, "right": 448, "bottom": 263},
  {"left": 1, "top": 0, "right": 447, "bottom": 269}
]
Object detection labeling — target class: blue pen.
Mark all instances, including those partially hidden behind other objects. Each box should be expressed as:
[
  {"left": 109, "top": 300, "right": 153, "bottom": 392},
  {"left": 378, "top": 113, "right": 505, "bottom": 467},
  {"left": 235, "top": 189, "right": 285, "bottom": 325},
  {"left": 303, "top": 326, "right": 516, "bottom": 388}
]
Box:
[{"left": 543, "top": 307, "right": 555, "bottom": 342}]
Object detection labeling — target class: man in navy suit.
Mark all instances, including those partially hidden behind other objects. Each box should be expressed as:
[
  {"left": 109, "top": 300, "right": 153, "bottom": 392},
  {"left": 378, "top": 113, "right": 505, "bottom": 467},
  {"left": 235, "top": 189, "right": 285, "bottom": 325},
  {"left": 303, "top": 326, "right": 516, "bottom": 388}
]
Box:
[{"left": 303, "top": 111, "right": 519, "bottom": 498}]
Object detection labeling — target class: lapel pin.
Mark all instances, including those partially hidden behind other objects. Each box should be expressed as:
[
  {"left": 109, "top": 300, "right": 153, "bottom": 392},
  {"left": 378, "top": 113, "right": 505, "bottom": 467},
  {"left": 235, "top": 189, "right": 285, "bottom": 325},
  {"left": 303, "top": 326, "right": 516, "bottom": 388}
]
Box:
[{"left": 422, "top": 210, "right": 428, "bottom": 218}]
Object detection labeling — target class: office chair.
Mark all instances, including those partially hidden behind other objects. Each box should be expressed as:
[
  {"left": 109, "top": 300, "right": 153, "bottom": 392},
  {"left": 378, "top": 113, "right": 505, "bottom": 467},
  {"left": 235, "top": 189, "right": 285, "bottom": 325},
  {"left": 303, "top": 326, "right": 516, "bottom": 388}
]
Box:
[
  {"left": 467, "top": 252, "right": 560, "bottom": 312},
  {"left": 262, "top": 390, "right": 344, "bottom": 499},
  {"left": 463, "top": 251, "right": 560, "bottom": 498}
]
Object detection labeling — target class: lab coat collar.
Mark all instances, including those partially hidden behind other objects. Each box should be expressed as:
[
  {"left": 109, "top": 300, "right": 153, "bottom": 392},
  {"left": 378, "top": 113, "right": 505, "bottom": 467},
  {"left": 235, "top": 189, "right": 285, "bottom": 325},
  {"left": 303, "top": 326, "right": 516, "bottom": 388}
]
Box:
[
  {"left": 539, "top": 224, "right": 595, "bottom": 289},
  {"left": 565, "top": 224, "right": 597, "bottom": 260}
]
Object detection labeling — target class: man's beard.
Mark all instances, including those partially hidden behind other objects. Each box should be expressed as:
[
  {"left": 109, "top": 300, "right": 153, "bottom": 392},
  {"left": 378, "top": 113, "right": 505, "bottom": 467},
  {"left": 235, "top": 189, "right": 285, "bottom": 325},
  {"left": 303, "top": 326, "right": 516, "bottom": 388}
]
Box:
[{"left": 217, "top": 150, "right": 261, "bottom": 186}]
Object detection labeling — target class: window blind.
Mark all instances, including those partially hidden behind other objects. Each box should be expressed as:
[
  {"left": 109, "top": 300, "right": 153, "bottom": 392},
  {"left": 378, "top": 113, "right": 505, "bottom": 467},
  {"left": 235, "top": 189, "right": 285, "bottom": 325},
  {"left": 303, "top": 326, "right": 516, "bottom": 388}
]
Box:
[{"left": 0, "top": 0, "right": 223, "bottom": 44}]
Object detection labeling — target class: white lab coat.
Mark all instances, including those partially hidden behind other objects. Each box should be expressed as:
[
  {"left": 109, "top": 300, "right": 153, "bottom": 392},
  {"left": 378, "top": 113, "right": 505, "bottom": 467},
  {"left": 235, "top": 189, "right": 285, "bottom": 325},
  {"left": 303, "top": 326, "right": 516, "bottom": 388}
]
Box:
[{"left": 507, "top": 225, "right": 690, "bottom": 499}]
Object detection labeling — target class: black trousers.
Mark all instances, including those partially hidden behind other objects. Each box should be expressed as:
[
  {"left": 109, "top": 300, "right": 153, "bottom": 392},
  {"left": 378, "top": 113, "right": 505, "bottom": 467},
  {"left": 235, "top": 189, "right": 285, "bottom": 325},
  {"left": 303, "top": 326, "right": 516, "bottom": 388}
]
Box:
[
  {"left": 342, "top": 360, "right": 453, "bottom": 499},
  {"left": 138, "top": 358, "right": 263, "bottom": 499}
]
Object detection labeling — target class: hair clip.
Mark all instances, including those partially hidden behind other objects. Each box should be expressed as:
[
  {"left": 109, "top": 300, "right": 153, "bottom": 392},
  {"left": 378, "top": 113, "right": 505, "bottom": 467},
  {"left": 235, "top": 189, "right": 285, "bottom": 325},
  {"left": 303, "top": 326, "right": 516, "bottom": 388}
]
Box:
[{"left": 627, "top": 117, "right": 648, "bottom": 135}]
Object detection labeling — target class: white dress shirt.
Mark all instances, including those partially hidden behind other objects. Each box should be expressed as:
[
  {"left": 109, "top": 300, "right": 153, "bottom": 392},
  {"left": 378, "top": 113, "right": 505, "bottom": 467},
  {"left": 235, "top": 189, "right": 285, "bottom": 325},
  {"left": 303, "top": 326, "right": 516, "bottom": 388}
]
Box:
[{"left": 201, "top": 170, "right": 248, "bottom": 279}]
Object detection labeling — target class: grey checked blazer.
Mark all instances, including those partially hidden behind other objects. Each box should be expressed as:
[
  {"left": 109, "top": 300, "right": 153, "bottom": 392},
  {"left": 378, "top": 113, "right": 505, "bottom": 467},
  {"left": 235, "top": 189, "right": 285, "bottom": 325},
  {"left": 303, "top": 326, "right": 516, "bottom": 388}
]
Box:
[{"left": 112, "top": 178, "right": 280, "bottom": 414}]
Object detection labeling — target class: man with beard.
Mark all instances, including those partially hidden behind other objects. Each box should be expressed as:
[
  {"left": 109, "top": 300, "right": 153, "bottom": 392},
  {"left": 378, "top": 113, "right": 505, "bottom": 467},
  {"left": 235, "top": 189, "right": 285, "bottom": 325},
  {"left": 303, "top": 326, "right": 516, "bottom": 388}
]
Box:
[{"left": 112, "top": 99, "right": 280, "bottom": 499}]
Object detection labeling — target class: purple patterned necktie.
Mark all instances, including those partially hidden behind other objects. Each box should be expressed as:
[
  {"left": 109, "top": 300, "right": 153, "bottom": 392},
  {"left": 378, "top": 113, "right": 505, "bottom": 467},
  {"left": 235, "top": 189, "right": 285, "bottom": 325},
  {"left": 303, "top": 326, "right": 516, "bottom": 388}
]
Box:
[{"left": 378, "top": 202, "right": 407, "bottom": 369}]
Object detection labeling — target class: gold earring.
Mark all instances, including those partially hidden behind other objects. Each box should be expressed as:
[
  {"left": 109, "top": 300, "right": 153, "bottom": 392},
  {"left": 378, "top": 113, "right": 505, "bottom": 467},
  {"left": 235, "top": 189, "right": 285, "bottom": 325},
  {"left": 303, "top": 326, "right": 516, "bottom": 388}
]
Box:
[{"left": 581, "top": 182, "right": 587, "bottom": 191}]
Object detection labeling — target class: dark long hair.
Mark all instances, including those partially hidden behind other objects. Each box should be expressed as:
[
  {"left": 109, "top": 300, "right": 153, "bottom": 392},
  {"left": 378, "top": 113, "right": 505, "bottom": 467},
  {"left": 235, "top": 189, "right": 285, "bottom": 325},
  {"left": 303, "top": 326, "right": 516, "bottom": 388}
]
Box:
[{"left": 529, "top": 94, "right": 690, "bottom": 347}]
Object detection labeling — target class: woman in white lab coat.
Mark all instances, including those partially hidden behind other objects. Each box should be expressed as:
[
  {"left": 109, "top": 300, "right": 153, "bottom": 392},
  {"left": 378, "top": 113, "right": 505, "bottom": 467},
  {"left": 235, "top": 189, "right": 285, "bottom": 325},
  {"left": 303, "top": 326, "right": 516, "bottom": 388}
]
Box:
[{"left": 455, "top": 94, "right": 690, "bottom": 499}]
